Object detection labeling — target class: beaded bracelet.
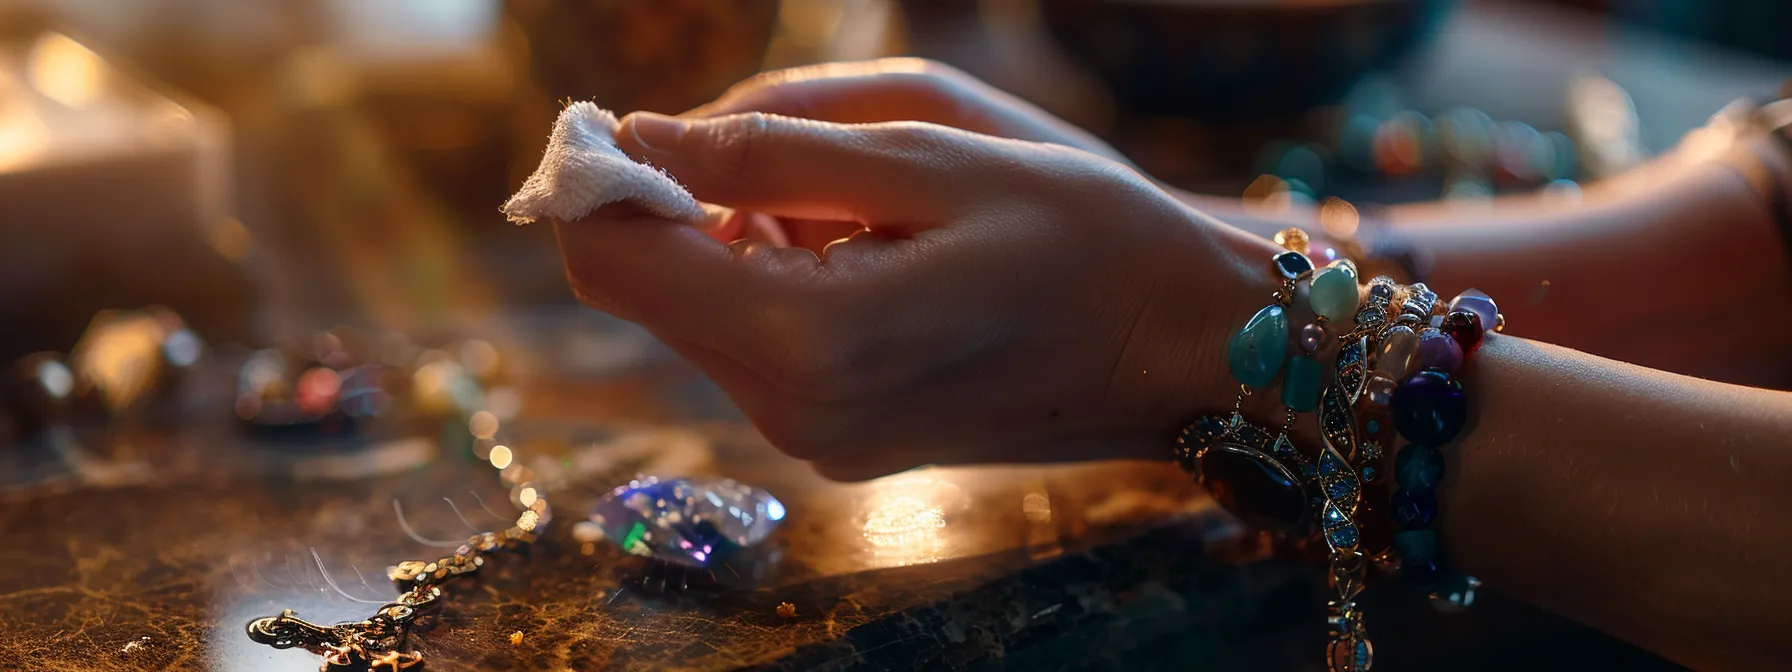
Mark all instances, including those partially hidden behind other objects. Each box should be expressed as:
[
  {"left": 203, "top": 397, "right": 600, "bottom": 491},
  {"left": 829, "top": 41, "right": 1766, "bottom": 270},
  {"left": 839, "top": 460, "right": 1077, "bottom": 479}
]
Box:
[
  {"left": 1179, "top": 230, "right": 1505, "bottom": 672},
  {"left": 1384, "top": 289, "right": 1500, "bottom": 611}
]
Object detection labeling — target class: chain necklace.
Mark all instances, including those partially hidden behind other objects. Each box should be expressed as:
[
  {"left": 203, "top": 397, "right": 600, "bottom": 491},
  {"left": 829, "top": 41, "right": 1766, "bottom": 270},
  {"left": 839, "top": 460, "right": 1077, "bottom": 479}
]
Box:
[{"left": 245, "top": 496, "right": 549, "bottom": 671}]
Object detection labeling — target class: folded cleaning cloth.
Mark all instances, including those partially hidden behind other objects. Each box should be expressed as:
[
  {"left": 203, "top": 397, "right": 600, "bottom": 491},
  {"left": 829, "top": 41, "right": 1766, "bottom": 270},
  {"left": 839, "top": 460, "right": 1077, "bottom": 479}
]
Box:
[{"left": 501, "top": 102, "right": 706, "bottom": 224}]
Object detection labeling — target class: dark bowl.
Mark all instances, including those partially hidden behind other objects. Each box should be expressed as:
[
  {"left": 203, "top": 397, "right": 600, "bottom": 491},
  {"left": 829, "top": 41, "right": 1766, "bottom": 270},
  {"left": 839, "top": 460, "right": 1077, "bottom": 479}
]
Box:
[{"left": 1038, "top": 0, "right": 1456, "bottom": 121}]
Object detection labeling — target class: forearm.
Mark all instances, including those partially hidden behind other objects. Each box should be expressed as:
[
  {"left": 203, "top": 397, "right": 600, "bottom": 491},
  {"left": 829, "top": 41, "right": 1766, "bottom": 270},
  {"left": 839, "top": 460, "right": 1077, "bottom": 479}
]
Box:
[
  {"left": 1446, "top": 334, "right": 1792, "bottom": 670},
  {"left": 1173, "top": 146, "right": 1792, "bottom": 385}
]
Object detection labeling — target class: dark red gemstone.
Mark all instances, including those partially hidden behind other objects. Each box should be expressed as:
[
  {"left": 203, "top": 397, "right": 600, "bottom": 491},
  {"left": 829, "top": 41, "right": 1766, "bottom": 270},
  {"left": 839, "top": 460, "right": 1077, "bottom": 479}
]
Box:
[
  {"left": 1442, "top": 310, "right": 1483, "bottom": 354},
  {"left": 1199, "top": 445, "right": 1307, "bottom": 532}
]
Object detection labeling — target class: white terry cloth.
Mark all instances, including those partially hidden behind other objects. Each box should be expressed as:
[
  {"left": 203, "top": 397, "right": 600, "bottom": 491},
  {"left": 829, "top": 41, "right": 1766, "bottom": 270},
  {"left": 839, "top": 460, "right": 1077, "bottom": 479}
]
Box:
[{"left": 501, "top": 102, "right": 706, "bottom": 224}]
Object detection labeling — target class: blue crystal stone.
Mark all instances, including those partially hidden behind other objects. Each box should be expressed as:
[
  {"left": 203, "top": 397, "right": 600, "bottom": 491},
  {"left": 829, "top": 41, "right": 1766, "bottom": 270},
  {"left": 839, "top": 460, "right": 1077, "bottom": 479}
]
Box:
[
  {"left": 1396, "top": 444, "right": 1446, "bottom": 492},
  {"left": 1361, "top": 466, "right": 1378, "bottom": 483},
  {"left": 590, "top": 477, "right": 786, "bottom": 568},
  {"left": 1391, "top": 488, "right": 1437, "bottom": 529},
  {"left": 1272, "top": 251, "right": 1314, "bottom": 279},
  {"left": 1392, "top": 370, "right": 1467, "bottom": 445},
  {"left": 1228, "top": 305, "right": 1288, "bottom": 388},
  {"left": 1281, "top": 355, "right": 1322, "bottom": 412},
  {"left": 1369, "top": 282, "right": 1395, "bottom": 300},
  {"left": 1322, "top": 504, "right": 1359, "bottom": 551},
  {"left": 1393, "top": 529, "right": 1438, "bottom": 565},
  {"left": 1365, "top": 419, "right": 1380, "bottom": 435}
]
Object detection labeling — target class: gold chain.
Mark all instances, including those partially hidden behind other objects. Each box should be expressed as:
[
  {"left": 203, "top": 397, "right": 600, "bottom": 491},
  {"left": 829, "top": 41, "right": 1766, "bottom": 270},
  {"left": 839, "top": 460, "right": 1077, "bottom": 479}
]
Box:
[{"left": 246, "top": 496, "right": 549, "bottom": 670}]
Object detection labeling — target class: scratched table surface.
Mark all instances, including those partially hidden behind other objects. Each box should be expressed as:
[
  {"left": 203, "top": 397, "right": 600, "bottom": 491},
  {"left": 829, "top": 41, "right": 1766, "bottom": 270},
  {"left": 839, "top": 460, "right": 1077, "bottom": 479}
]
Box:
[{"left": 0, "top": 312, "right": 1677, "bottom": 671}]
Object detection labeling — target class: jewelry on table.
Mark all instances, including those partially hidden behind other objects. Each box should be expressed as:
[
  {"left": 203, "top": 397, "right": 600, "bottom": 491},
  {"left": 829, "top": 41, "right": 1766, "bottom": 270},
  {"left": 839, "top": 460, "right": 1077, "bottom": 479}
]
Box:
[{"left": 246, "top": 494, "right": 549, "bottom": 670}]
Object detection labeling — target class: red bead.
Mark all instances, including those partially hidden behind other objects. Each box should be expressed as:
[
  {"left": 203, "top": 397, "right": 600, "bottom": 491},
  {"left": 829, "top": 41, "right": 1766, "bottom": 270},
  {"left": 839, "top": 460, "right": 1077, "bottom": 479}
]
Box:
[{"left": 1442, "top": 310, "right": 1483, "bottom": 354}]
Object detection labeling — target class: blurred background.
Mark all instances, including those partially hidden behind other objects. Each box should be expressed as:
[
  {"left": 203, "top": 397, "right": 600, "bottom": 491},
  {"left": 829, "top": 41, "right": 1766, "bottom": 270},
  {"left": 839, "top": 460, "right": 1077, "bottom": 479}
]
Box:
[{"left": 1, "top": 0, "right": 1788, "bottom": 365}]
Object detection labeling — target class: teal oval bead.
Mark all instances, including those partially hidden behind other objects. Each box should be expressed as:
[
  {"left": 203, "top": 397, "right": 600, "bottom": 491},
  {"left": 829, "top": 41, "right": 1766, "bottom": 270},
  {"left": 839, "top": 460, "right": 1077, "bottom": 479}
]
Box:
[
  {"left": 1308, "top": 264, "right": 1360, "bottom": 322},
  {"left": 1229, "top": 305, "right": 1289, "bottom": 388},
  {"left": 1281, "top": 355, "right": 1322, "bottom": 412},
  {"left": 1394, "top": 529, "right": 1438, "bottom": 565}
]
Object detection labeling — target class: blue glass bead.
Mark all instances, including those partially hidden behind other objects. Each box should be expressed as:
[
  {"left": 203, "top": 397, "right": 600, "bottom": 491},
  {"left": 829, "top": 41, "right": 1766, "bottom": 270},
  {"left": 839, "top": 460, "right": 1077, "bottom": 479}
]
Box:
[
  {"left": 1228, "top": 305, "right": 1289, "bottom": 388},
  {"left": 1396, "top": 444, "right": 1446, "bottom": 492},
  {"left": 1365, "top": 419, "right": 1380, "bottom": 435},
  {"left": 1361, "top": 465, "right": 1379, "bottom": 483},
  {"left": 1449, "top": 289, "right": 1498, "bottom": 332},
  {"left": 1281, "top": 355, "right": 1322, "bottom": 412},
  {"left": 1403, "top": 558, "right": 1441, "bottom": 587},
  {"left": 1308, "top": 264, "right": 1359, "bottom": 321},
  {"left": 1393, "top": 529, "right": 1438, "bottom": 565},
  {"left": 1391, "top": 370, "right": 1467, "bottom": 445},
  {"left": 1273, "top": 251, "right": 1314, "bottom": 280},
  {"left": 1391, "top": 488, "right": 1437, "bottom": 529}
]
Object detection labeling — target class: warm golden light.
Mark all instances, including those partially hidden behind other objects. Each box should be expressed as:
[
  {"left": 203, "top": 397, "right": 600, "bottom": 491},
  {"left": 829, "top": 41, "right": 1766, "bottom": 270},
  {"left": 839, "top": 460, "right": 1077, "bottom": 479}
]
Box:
[
  {"left": 488, "top": 444, "right": 513, "bottom": 470},
  {"left": 70, "top": 313, "right": 164, "bottom": 411},
  {"left": 1319, "top": 198, "right": 1360, "bottom": 239},
  {"left": 28, "top": 33, "right": 107, "bottom": 108},
  {"left": 0, "top": 104, "right": 49, "bottom": 172},
  {"left": 468, "top": 411, "right": 498, "bottom": 439},
  {"left": 861, "top": 492, "right": 945, "bottom": 566},
  {"left": 1022, "top": 492, "right": 1052, "bottom": 524}
]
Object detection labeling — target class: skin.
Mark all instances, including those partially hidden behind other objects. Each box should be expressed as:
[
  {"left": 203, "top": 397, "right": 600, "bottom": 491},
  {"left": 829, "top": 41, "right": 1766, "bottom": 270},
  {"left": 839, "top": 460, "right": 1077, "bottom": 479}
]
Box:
[{"left": 552, "top": 59, "right": 1792, "bottom": 669}]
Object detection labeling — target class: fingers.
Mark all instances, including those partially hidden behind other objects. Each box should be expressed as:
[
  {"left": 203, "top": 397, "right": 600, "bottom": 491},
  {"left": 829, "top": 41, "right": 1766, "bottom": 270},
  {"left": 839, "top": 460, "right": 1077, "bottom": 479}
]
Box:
[
  {"left": 685, "top": 59, "right": 975, "bottom": 127},
  {"left": 685, "top": 58, "right": 1130, "bottom": 166},
  {"left": 614, "top": 111, "right": 993, "bottom": 230},
  {"left": 554, "top": 203, "right": 823, "bottom": 352}
]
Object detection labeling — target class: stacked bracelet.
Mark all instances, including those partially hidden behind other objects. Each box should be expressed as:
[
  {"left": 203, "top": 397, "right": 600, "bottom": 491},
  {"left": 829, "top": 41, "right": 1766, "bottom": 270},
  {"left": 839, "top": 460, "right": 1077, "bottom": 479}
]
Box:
[
  {"left": 1385, "top": 289, "right": 1499, "bottom": 610},
  {"left": 1178, "top": 231, "right": 1505, "bottom": 672}
]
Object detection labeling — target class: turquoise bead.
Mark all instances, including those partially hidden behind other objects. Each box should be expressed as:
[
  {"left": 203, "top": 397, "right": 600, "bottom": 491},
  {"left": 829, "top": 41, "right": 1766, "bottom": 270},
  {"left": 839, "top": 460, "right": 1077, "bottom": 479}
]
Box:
[
  {"left": 1394, "top": 529, "right": 1438, "bottom": 564},
  {"left": 1281, "top": 355, "right": 1322, "bottom": 412},
  {"left": 1228, "top": 305, "right": 1289, "bottom": 388},
  {"left": 1308, "top": 264, "right": 1360, "bottom": 322}
]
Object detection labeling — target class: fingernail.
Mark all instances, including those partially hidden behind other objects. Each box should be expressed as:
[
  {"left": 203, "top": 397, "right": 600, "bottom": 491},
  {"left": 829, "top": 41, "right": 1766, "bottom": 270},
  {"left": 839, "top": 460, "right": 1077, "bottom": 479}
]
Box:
[{"left": 627, "top": 112, "right": 686, "bottom": 152}]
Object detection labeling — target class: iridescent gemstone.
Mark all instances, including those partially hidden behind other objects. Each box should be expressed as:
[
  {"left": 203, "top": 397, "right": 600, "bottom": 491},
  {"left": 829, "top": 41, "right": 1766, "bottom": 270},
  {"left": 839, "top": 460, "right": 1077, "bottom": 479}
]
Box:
[
  {"left": 1390, "top": 488, "right": 1437, "bottom": 529},
  {"left": 1299, "top": 322, "right": 1326, "bottom": 354},
  {"left": 1442, "top": 310, "right": 1484, "bottom": 354},
  {"left": 1308, "top": 264, "right": 1360, "bottom": 321},
  {"left": 1273, "top": 251, "right": 1315, "bottom": 280},
  {"left": 1375, "top": 325, "right": 1420, "bottom": 380},
  {"left": 1393, "top": 529, "right": 1438, "bottom": 565},
  {"left": 1417, "top": 328, "right": 1463, "bottom": 375},
  {"left": 1396, "top": 444, "right": 1446, "bottom": 492},
  {"left": 1199, "top": 446, "right": 1307, "bottom": 531},
  {"left": 1282, "top": 355, "right": 1323, "bottom": 413},
  {"left": 1392, "top": 371, "right": 1468, "bottom": 445},
  {"left": 1448, "top": 289, "right": 1498, "bottom": 332},
  {"left": 590, "top": 477, "right": 786, "bottom": 568},
  {"left": 1228, "top": 305, "right": 1289, "bottom": 388}
]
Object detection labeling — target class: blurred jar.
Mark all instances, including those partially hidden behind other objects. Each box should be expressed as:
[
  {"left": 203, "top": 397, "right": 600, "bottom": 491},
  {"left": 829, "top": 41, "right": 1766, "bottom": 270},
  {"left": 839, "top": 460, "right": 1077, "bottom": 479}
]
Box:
[{"left": 506, "top": 0, "right": 782, "bottom": 113}]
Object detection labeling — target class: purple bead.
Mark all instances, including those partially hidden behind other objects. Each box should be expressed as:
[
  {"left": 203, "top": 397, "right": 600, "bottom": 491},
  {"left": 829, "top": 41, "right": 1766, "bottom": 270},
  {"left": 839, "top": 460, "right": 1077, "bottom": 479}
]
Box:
[
  {"left": 1392, "top": 370, "right": 1467, "bottom": 444},
  {"left": 1299, "top": 322, "right": 1326, "bottom": 353},
  {"left": 1417, "top": 329, "right": 1463, "bottom": 375},
  {"left": 1449, "top": 289, "right": 1498, "bottom": 331}
]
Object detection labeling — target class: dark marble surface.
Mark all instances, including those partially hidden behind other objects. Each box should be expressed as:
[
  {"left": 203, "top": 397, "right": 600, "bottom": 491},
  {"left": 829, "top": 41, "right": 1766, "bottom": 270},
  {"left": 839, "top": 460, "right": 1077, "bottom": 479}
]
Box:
[{"left": 0, "top": 314, "right": 1681, "bottom": 671}]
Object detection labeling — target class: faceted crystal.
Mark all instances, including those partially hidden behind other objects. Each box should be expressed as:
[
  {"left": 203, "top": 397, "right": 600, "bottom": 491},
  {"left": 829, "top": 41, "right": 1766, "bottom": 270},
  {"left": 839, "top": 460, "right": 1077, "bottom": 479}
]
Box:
[
  {"left": 1448, "top": 288, "right": 1498, "bottom": 331},
  {"left": 590, "top": 477, "right": 786, "bottom": 567}
]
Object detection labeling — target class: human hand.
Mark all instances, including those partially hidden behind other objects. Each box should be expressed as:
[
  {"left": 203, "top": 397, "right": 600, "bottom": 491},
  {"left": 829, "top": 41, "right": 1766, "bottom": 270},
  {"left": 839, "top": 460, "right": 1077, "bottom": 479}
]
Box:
[
  {"left": 678, "top": 58, "right": 1134, "bottom": 252},
  {"left": 555, "top": 112, "right": 1280, "bottom": 480}
]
